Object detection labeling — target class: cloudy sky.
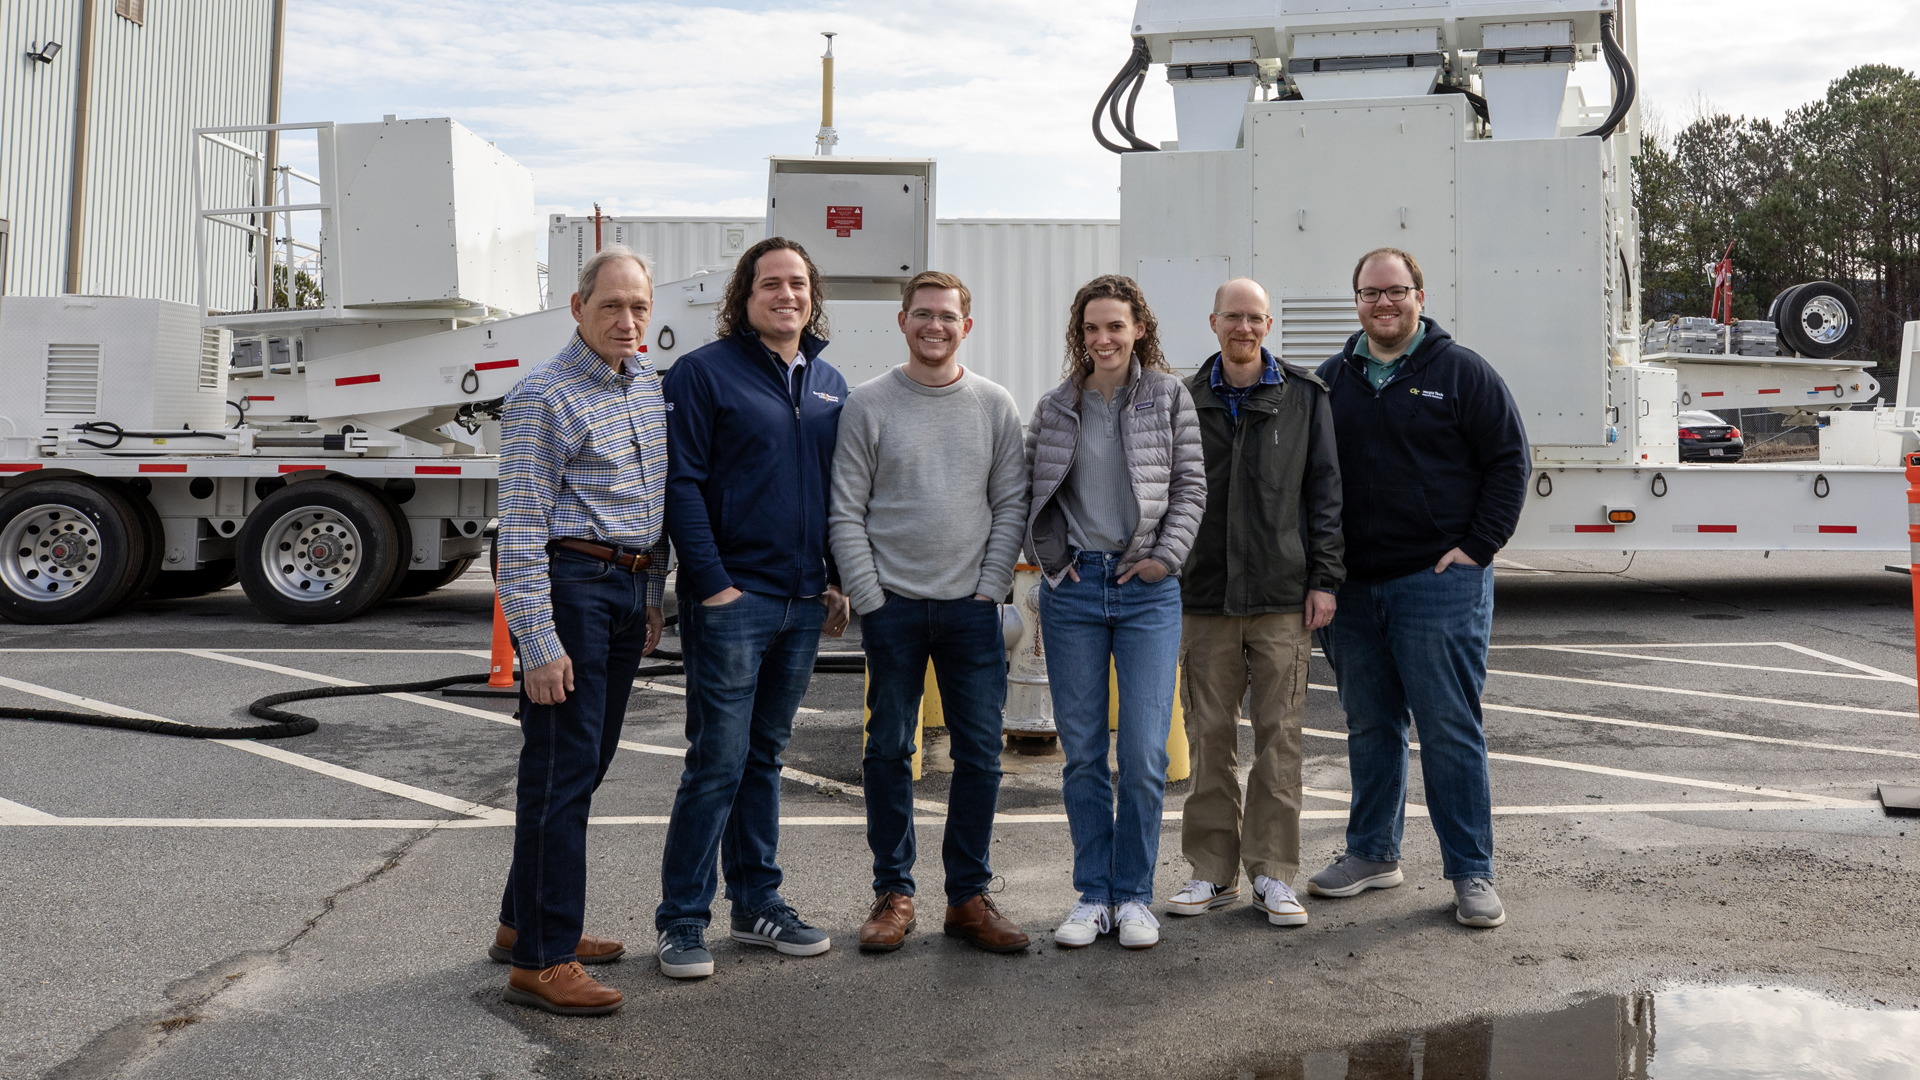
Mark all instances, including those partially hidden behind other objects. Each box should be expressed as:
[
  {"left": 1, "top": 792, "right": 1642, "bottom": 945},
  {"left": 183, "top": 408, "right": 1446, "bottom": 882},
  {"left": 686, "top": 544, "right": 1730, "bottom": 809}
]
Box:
[{"left": 282, "top": 0, "right": 1920, "bottom": 232}]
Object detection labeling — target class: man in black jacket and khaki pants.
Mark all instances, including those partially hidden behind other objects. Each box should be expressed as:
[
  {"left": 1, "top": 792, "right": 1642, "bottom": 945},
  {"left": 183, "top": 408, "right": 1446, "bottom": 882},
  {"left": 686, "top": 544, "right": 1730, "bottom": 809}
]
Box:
[{"left": 1165, "top": 277, "right": 1345, "bottom": 929}]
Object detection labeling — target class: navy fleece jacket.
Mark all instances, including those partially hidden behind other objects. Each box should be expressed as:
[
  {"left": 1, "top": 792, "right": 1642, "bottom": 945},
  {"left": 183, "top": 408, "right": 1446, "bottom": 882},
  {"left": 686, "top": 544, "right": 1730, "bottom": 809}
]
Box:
[
  {"left": 1315, "top": 317, "right": 1529, "bottom": 582},
  {"left": 663, "top": 329, "right": 847, "bottom": 602}
]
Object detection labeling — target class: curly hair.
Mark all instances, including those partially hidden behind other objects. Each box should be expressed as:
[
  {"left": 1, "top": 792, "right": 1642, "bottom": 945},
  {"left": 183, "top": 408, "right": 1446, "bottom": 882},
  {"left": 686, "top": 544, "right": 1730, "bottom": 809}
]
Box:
[
  {"left": 716, "top": 237, "right": 831, "bottom": 342},
  {"left": 1063, "top": 274, "right": 1169, "bottom": 383}
]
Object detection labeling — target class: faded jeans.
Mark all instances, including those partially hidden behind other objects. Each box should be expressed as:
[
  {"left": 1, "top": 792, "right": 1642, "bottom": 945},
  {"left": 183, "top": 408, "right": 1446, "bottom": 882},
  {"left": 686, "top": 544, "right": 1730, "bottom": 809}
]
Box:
[
  {"left": 1320, "top": 562, "right": 1496, "bottom": 881},
  {"left": 1041, "top": 551, "right": 1183, "bottom": 905}
]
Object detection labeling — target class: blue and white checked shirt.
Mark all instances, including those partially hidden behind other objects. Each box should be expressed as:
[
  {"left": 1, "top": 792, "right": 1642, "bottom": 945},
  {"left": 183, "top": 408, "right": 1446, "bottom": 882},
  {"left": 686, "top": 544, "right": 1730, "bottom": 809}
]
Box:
[
  {"left": 1210, "top": 347, "right": 1285, "bottom": 419},
  {"left": 497, "top": 334, "right": 669, "bottom": 669}
]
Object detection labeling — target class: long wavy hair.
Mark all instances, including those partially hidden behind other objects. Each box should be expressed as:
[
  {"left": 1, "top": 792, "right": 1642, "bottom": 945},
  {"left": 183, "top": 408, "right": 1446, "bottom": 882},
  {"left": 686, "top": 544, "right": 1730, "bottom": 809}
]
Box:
[
  {"left": 1063, "top": 274, "right": 1169, "bottom": 383},
  {"left": 716, "top": 237, "right": 831, "bottom": 342}
]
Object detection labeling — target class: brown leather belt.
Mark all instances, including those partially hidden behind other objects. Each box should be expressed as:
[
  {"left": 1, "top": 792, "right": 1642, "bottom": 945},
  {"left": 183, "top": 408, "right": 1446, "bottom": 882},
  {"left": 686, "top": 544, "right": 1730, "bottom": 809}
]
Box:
[{"left": 547, "top": 538, "right": 652, "bottom": 573}]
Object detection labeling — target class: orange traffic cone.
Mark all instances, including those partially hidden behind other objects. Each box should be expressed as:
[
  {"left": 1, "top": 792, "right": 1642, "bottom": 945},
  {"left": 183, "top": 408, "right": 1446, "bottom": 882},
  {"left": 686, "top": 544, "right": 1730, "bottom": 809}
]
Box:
[{"left": 488, "top": 592, "right": 516, "bottom": 688}]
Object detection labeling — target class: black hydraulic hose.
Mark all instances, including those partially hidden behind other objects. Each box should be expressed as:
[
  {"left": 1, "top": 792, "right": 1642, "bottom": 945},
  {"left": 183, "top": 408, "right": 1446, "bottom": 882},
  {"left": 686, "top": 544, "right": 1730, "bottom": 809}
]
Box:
[
  {"left": 2, "top": 651, "right": 871, "bottom": 741},
  {"left": 1094, "top": 39, "right": 1160, "bottom": 154},
  {"left": 1579, "top": 12, "right": 1637, "bottom": 139},
  {"left": 1093, "top": 45, "right": 1141, "bottom": 153}
]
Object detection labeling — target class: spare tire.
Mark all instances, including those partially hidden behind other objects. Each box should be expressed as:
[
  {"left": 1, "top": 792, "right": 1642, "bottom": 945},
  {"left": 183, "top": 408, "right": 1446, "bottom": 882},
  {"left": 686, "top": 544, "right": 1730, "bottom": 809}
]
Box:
[{"left": 1773, "top": 281, "right": 1861, "bottom": 359}]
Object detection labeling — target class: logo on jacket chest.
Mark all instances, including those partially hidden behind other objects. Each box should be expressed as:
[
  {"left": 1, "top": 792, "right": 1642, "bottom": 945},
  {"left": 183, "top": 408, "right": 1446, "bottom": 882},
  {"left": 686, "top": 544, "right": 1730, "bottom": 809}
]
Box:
[
  {"left": 813, "top": 391, "right": 840, "bottom": 404},
  {"left": 1410, "top": 387, "right": 1445, "bottom": 400}
]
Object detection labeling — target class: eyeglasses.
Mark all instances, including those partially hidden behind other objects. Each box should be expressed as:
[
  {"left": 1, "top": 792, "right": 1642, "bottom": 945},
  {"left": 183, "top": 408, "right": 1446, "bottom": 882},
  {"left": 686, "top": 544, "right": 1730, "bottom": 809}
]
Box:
[
  {"left": 906, "top": 311, "right": 963, "bottom": 326},
  {"left": 1355, "top": 286, "right": 1414, "bottom": 303},
  {"left": 1212, "top": 312, "right": 1270, "bottom": 326}
]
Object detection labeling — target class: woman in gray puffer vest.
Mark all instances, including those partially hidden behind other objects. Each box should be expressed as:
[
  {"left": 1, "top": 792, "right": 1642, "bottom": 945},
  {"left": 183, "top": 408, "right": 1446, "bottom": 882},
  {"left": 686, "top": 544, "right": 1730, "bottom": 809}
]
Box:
[{"left": 1022, "top": 275, "right": 1207, "bottom": 951}]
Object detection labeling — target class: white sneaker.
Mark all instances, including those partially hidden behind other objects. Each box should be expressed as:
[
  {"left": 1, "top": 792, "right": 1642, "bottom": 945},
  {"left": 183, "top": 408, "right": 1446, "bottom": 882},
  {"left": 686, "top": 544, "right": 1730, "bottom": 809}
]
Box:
[
  {"left": 1253, "top": 875, "right": 1308, "bottom": 927},
  {"left": 1165, "top": 879, "right": 1238, "bottom": 916},
  {"left": 1053, "top": 901, "right": 1113, "bottom": 948},
  {"left": 1115, "top": 901, "right": 1160, "bottom": 949}
]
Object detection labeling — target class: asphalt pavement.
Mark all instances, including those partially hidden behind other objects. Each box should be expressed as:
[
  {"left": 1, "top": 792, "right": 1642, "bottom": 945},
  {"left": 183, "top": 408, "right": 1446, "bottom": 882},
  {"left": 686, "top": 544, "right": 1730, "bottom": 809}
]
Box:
[{"left": 2, "top": 550, "right": 1917, "bottom": 1080}]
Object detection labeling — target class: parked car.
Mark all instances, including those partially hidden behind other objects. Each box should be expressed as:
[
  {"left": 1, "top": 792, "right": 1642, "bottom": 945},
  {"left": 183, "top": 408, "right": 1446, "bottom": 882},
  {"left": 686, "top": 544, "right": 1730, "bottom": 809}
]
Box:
[{"left": 1678, "top": 410, "right": 1745, "bottom": 462}]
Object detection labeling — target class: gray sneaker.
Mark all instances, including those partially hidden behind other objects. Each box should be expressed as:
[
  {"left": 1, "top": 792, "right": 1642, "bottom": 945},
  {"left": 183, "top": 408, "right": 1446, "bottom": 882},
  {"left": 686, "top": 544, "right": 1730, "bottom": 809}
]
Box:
[
  {"left": 656, "top": 927, "right": 714, "bottom": 979},
  {"left": 731, "top": 903, "right": 832, "bottom": 956},
  {"left": 1306, "top": 853, "right": 1405, "bottom": 898},
  {"left": 1454, "top": 878, "right": 1506, "bottom": 927}
]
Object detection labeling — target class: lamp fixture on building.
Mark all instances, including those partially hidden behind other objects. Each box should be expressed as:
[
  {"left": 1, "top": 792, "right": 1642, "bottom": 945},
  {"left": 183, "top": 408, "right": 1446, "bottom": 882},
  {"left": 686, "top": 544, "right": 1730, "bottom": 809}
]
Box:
[{"left": 28, "top": 40, "right": 62, "bottom": 64}]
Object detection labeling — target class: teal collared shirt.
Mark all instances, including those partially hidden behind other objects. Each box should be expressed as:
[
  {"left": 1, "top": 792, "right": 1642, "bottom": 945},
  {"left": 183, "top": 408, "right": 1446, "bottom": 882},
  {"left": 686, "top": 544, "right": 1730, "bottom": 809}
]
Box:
[{"left": 1355, "top": 323, "right": 1427, "bottom": 390}]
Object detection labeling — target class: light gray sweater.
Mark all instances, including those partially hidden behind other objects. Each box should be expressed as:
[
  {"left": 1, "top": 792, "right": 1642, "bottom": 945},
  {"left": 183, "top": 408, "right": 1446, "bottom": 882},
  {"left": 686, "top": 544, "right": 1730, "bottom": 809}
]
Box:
[{"left": 828, "top": 365, "right": 1029, "bottom": 615}]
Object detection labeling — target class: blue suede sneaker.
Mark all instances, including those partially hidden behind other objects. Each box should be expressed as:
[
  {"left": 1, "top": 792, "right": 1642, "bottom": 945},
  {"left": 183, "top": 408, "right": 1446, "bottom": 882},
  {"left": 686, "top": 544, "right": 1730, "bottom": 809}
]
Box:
[
  {"left": 656, "top": 926, "right": 714, "bottom": 979},
  {"left": 730, "top": 903, "right": 831, "bottom": 957}
]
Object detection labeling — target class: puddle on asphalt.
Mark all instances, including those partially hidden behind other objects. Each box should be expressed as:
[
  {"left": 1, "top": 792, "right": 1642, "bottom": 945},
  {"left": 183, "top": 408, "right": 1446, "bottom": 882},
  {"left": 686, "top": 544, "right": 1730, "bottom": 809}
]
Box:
[{"left": 1239, "top": 986, "right": 1920, "bottom": 1079}]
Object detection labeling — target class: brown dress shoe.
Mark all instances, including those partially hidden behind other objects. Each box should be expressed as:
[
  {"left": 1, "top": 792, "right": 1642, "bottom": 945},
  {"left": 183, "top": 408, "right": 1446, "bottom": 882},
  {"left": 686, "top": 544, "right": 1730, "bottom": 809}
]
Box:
[
  {"left": 944, "top": 893, "right": 1031, "bottom": 953},
  {"left": 858, "top": 892, "right": 916, "bottom": 953},
  {"left": 503, "top": 961, "right": 623, "bottom": 1016},
  {"left": 490, "top": 924, "right": 625, "bottom": 965}
]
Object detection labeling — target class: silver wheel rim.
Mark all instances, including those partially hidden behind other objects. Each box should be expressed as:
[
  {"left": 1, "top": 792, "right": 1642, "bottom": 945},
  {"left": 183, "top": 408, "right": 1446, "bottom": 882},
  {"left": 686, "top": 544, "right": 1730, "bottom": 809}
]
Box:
[
  {"left": 1, "top": 503, "right": 106, "bottom": 602},
  {"left": 259, "top": 506, "right": 365, "bottom": 601},
  {"left": 1799, "top": 295, "right": 1851, "bottom": 345}
]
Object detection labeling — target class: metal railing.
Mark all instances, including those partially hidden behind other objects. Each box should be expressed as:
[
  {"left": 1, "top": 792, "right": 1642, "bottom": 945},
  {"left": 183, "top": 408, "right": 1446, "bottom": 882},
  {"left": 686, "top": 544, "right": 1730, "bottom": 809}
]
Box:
[{"left": 191, "top": 122, "right": 344, "bottom": 323}]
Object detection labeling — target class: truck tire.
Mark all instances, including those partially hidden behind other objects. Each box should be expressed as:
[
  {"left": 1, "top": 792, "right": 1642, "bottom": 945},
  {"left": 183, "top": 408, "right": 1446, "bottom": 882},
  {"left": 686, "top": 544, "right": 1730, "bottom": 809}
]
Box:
[
  {"left": 111, "top": 483, "right": 165, "bottom": 612},
  {"left": 360, "top": 481, "right": 415, "bottom": 604},
  {"left": 237, "top": 480, "right": 403, "bottom": 624},
  {"left": 1772, "top": 281, "right": 1861, "bottom": 359},
  {"left": 0, "top": 480, "right": 156, "bottom": 624},
  {"left": 391, "top": 554, "right": 477, "bottom": 599},
  {"left": 147, "top": 558, "right": 240, "bottom": 599}
]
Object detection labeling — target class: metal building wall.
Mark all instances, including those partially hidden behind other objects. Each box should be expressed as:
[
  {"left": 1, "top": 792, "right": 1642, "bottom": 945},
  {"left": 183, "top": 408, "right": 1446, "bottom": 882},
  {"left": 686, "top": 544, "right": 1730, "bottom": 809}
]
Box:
[
  {"left": 1, "top": 0, "right": 83, "bottom": 297},
  {"left": 935, "top": 219, "right": 1121, "bottom": 416},
  {"left": 0, "top": 0, "right": 270, "bottom": 305}
]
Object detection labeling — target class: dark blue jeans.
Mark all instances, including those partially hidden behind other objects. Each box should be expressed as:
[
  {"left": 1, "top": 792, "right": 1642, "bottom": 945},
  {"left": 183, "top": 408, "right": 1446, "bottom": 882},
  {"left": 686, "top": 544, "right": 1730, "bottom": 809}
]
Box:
[
  {"left": 861, "top": 592, "right": 1007, "bottom": 903},
  {"left": 1040, "top": 551, "right": 1183, "bottom": 905},
  {"left": 655, "top": 590, "right": 824, "bottom": 932},
  {"left": 500, "top": 549, "right": 652, "bottom": 969},
  {"left": 1320, "top": 562, "right": 1496, "bottom": 881}
]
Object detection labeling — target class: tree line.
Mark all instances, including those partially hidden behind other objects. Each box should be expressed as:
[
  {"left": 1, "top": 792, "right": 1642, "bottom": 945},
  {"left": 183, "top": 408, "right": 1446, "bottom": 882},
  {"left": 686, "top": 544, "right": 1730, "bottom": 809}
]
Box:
[{"left": 1635, "top": 65, "right": 1920, "bottom": 381}]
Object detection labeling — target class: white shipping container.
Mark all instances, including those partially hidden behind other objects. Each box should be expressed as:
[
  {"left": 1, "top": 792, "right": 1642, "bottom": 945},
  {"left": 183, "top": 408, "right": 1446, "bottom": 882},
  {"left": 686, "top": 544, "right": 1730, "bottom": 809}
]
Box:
[{"left": 546, "top": 216, "right": 765, "bottom": 301}]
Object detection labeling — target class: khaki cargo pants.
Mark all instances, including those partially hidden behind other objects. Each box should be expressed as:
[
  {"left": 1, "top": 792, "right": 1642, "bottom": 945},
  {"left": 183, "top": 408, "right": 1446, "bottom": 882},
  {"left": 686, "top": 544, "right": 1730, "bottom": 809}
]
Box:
[{"left": 1178, "top": 612, "right": 1310, "bottom": 887}]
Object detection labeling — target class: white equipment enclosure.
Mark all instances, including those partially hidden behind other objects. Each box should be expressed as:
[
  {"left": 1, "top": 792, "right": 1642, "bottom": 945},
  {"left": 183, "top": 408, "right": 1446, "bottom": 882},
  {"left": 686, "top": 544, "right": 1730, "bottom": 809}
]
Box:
[{"left": 1116, "top": 0, "right": 1916, "bottom": 553}]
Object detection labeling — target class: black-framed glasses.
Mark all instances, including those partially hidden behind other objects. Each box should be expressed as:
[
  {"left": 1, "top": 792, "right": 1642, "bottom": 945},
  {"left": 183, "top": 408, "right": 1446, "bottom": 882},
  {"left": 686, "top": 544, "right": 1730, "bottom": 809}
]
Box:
[{"left": 1356, "top": 286, "right": 1414, "bottom": 303}]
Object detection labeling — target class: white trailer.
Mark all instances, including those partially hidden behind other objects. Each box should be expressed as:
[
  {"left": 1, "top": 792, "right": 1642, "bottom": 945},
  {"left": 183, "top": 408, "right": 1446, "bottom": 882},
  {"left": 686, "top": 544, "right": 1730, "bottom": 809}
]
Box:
[
  {"left": 1107, "top": 0, "right": 1919, "bottom": 553},
  {"left": 0, "top": 117, "right": 565, "bottom": 624}
]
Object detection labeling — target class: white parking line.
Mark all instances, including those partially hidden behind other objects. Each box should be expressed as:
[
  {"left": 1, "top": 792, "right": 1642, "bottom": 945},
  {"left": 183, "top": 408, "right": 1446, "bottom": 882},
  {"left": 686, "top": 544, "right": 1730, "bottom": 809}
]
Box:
[
  {"left": 1518, "top": 646, "right": 1897, "bottom": 682},
  {"left": 1482, "top": 669, "right": 1915, "bottom": 719}
]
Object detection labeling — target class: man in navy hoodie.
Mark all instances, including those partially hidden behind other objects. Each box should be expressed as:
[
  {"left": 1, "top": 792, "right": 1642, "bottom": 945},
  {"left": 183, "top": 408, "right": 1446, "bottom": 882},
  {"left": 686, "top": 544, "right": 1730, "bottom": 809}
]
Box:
[
  {"left": 1308, "top": 247, "right": 1528, "bottom": 929},
  {"left": 654, "top": 237, "right": 850, "bottom": 977}
]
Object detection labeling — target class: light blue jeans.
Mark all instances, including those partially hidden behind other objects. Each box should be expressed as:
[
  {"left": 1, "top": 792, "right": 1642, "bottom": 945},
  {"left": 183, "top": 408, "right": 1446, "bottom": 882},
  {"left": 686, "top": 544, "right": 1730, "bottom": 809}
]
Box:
[
  {"left": 1319, "top": 562, "right": 1496, "bottom": 881},
  {"left": 1040, "top": 551, "right": 1183, "bottom": 905}
]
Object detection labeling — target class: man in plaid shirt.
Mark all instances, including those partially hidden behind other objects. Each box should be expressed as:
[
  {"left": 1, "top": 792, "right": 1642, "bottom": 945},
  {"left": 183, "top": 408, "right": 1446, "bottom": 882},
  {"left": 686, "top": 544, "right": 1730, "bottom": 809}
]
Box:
[{"left": 491, "top": 245, "right": 669, "bottom": 1016}]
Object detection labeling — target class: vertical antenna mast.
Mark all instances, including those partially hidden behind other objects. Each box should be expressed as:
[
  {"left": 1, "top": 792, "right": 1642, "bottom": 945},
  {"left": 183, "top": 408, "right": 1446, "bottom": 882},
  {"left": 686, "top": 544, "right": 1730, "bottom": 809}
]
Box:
[{"left": 815, "top": 32, "right": 838, "bottom": 156}]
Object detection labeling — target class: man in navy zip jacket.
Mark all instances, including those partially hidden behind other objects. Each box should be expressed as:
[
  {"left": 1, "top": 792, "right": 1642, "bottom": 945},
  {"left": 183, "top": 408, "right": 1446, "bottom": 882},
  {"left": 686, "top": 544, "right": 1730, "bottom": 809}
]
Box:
[
  {"left": 1307, "top": 247, "right": 1529, "bottom": 930},
  {"left": 654, "top": 237, "right": 850, "bottom": 978}
]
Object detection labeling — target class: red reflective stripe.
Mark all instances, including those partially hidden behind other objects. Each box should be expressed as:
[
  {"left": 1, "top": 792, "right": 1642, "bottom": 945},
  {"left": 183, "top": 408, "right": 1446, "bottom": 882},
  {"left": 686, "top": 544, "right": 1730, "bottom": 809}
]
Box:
[
  {"left": 0, "top": 463, "right": 43, "bottom": 472},
  {"left": 279, "top": 464, "right": 324, "bottom": 473},
  {"left": 1573, "top": 524, "right": 1615, "bottom": 533},
  {"left": 1813, "top": 386, "right": 1838, "bottom": 392},
  {"left": 246, "top": 395, "right": 276, "bottom": 401},
  {"left": 139, "top": 463, "right": 188, "bottom": 473},
  {"left": 1700, "top": 391, "right": 1724, "bottom": 397},
  {"left": 335, "top": 374, "right": 380, "bottom": 387},
  {"left": 1697, "top": 524, "right": 1737, "bottom": 533},
  {"left": 1757, "top": 388, "right": 1781, "bottom": 395},
  {"left": 415, "top": 465, "right": 461, "bottom": 475},
  {"left": 473, "top": 359, "right": 519, "bottom": 372},
  {"left": 1818, "top": 525, "right": 1858, "bottom": 534}
]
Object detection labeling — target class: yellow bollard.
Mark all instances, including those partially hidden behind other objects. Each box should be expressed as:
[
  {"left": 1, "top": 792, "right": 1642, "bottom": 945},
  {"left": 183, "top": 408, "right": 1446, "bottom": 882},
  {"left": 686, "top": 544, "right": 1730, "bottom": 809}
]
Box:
[
  {"left": 862, "top": 660, "right": 940, "bottom": 781},
  {"left": 1107, "top": 656, "right": 1190, "bottom": 782}
]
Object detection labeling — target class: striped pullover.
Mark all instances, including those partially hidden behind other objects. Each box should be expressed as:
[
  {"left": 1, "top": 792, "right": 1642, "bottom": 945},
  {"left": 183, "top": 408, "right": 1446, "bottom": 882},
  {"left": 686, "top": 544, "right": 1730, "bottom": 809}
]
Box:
[{"left": 497, "top": 334, "right": 669, "bottom": 669}]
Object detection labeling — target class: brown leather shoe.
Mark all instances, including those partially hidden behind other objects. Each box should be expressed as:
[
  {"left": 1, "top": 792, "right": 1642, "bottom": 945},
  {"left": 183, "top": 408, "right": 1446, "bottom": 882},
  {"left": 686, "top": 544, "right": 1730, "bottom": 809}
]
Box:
[
  {"left": 944, "top": 893, "right": 1031, "bottom": 953},
  {"left": 490, "top": 924, "right": 625, "bottom": 965},
  {"left": 859, "top": 892, "right": 916, "bottom": 953},
  {"left": 502, "top": 961, "right": 623, "bottom": 1016}
]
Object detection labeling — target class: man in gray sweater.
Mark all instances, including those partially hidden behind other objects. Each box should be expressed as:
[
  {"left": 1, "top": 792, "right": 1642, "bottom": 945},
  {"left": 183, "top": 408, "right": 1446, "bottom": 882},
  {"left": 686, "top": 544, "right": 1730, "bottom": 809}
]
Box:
[{"left": 828, "top": 270, "right": 1031, "bottom": 955}]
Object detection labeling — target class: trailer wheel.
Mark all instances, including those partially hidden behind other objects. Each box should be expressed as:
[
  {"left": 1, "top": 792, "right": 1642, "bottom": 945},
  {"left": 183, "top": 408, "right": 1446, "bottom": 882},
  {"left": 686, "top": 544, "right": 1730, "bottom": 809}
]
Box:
[
  {"left": 238, "top": 480, "right": 403, "bottom": 624},
  {"left": 0, "top": 480, "right": 156, "bottom": 624},
  {"left": 361, "top": 481, "right": 416, "bottom": 604},
  {"left": 147, "top": 559, "right": 240, "bottom": 599},
  {"left": 391, "top": 554, "right": 478, "bottom": 599},
  {"left": 112, "top": 483, "right": 165, "bottom": 611},
  {"left": 1772, "top": 281, "right": 1861, "bottom": 359}
]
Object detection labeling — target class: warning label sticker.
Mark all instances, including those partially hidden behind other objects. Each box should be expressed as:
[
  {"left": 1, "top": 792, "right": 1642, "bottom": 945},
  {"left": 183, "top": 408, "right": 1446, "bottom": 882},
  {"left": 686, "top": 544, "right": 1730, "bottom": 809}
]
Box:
[{"left": 827, "top": 206, "right": 863, "bottom": 237}]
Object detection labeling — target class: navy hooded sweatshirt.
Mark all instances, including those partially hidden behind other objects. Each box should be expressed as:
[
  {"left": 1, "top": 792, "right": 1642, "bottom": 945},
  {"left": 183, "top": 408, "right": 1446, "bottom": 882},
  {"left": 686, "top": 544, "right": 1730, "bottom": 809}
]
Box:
[
  {"left": 663, "top": 328, "right": 847, "bottom": 602},
  {"left": 1315, "top": 316, "right": 1529, "bottom": 582}
]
